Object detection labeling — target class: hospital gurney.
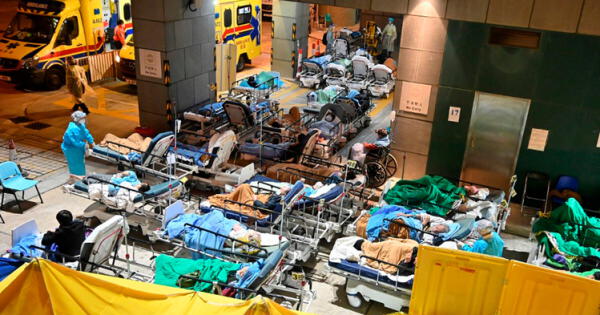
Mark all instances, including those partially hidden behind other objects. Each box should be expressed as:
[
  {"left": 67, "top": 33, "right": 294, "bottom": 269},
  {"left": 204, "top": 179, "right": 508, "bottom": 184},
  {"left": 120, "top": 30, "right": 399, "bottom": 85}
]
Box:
[
  {"left": 9, "top": 216, "right": 136, "bottom": 278},
  {"left": 228, "top": 71, "right": 283, "bottom": 102},
  {"left": 324, "top": 58, "right": 352, "bottom": 87},
  {"left": 346, "top": 56, "right": 373, "bottom": 92},
  {"left": 91, "top": 131, "right": 193, "bottom": 178},
  {"left": 368, "top": 64, "right": 395, "bottom": 98},
  {"left": 68, "top": 174, "right": 185, "bottom": 221},
  {"left": 299, "top": 55, "right": 332, "bottom": 89},
  {"left": 306, "top": 85, "right": 347, "bottom": 112},
  {"left": 150, "top": 203, "right": 313, "bottom": 310}
]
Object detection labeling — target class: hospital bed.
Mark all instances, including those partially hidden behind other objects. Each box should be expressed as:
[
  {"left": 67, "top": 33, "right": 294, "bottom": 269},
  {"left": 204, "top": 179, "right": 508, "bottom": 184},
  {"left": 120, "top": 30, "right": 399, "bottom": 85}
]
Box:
[
  {"left": 9, "top": 216, "right": 135, "bottom": 278},
  {"left": 227, "top": 71, "right": 283, "bottom": 102},
  {"left": 367, "top": 64, "right": 395, "bottom": 98},
  {"left": 299, "top": 55, "right": 332, "bottom": 89},
  {"left": 67, "top": 173, "right": 185, "bottom": 221},
  {"left": 91, "top": 131, "right": 195, "bottom": 179},
  {"left": 323, "top": 58, "right": 352, "bottom": 87},
  {"left": 346, "top": 56, "right": 373, "bottom": 92},
  {"left": 149, "top": 202, "right": 313, "bottom": 310},
  {"left": 305, "top": 85, "right": 347, "bottom": 112}
]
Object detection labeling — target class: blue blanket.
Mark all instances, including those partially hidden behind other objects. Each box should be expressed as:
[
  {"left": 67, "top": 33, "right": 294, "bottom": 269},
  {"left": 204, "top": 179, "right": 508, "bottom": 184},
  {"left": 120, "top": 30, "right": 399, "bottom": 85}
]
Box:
[
  {"left": 366, "top": 205, "right": 424, "bottom": 241},
  {"left": 10, "top": 234, "right": 43, "bottom": 258},
  {"left": 166, "top": 211, "right": 240, "bottom": 259},
  {"left": 0, "top": 258, "right": 24, "bottom": 281}
]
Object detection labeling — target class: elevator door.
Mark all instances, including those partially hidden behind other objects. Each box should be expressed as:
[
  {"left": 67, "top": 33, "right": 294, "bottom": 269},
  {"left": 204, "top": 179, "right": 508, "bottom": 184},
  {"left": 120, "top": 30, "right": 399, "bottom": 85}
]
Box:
[{"left": 461, "top": 92, "right": 530, "bottom": 193}]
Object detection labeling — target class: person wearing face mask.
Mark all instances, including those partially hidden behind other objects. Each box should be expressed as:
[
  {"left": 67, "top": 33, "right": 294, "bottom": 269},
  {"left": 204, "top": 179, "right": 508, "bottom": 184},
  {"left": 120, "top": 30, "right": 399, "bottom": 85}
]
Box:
[
  {"left": 381, "top": 18, "right": 397, "bottom": 59},
  {"left": 62, "top": 111, "right": 95, "bottom": 184}
]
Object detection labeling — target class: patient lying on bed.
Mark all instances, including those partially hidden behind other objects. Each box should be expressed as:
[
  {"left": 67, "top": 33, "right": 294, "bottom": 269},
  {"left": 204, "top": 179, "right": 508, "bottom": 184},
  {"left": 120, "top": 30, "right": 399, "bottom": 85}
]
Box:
[
  {"left": 100, "top": 133, "right": 152, "bottom": 155},
  {"left": 208, "top": 183, "right": 292, "bottom": 219},
  {"left": 83, "top": 171, "right": 150, "bottom": 197},
  {"left": 330, "top": 236, "right": 418, "bottom": 275}
]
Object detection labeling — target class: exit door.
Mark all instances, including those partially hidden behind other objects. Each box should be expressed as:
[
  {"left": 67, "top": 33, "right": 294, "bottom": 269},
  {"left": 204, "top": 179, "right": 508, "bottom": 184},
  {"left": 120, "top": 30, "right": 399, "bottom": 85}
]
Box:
[{"left": 461, "top": 92, "right": 530, "bottom": 193}]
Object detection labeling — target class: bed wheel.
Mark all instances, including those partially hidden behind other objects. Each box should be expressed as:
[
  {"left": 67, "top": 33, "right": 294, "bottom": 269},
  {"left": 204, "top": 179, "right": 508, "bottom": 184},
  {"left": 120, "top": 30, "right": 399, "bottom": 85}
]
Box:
[{"left": 347, "top": 293, "right": 363, "bottom": 308}]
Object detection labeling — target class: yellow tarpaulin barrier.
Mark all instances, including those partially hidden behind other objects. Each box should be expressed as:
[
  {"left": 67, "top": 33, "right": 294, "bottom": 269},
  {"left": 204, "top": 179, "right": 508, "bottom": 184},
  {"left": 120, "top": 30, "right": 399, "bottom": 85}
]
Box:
[
  {"left": 408, "top": 245, "right": 600, "bottom": 315},
  {"left": 409, "top": 246, "right": 509, "bottom": 315},
  {"left": 0, "top": 259, "right": 312, "bottom": 315},
  {"left": 498, "top": 261, "right": 600, "bottom": 315}
]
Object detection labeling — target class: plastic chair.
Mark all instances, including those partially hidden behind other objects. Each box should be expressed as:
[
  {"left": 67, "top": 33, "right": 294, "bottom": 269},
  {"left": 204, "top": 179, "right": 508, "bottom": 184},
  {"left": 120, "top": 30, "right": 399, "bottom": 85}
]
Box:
[
  {"left": 0, "top": 161, "right": 43, "bottom": 213},
  {"left": 551, "top": 175, "right": 579, "bottom": 205},
  {"left": 520, "top": 171, "right": 550, "bottom": 214}
]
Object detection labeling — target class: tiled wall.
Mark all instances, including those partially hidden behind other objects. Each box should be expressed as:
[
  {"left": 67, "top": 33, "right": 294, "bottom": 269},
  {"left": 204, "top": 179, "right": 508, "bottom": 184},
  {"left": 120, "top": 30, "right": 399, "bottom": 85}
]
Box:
[{"left": 292, "top": 0, "right": 600, "bottom": 36}]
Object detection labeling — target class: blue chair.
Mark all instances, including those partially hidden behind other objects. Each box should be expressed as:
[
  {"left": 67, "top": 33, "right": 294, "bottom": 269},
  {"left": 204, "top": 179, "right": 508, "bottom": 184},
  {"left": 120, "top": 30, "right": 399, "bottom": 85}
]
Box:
[
  {"left": 0, "top": 161, "right": 43, "bottom": 214},
  {"left": 551, "top": 175, "right": 579, "bottom": 205}
]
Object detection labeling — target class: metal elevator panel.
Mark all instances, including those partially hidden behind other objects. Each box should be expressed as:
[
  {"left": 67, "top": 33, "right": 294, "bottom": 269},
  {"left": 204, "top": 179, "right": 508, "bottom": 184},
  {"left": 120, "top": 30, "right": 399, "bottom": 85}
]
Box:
[{"left": 461, "top": 92, "right": 530, "bottom": 192}]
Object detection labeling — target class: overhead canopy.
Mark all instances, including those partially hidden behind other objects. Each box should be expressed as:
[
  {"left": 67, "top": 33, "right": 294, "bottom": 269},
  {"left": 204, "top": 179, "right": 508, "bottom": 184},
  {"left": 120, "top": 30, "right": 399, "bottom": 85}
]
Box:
[{"left": 0, "top": 259, "right": 310, "bottom": 315}]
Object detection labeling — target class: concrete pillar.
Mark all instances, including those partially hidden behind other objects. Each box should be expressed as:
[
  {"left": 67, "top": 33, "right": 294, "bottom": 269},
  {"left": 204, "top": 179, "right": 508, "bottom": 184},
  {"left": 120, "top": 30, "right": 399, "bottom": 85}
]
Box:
[
  {"left": 272, "top": 0, "right": 309, "bottom": 78},
  {"left": 132, "top": 0, "right": 216, "bottom": 130},
  {"left": 391, "top": 13, "right": 448, "bottom": 179}
]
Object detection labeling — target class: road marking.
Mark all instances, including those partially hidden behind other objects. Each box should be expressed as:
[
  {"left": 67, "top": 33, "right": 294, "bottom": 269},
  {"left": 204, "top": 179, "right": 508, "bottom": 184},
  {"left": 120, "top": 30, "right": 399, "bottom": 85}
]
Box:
[
  {"left": 52, "top": 89, "right": 139, "bottom": 122},
  {"left": 369, "top": 92, "right": 394, "bottom": 118},
  {"left": 278, "top": 86, "right": 308, "bottom": 106}
]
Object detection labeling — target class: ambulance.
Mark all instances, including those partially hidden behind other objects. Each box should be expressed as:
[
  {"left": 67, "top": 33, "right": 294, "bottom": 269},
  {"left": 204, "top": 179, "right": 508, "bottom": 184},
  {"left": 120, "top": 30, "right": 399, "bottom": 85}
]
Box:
[
  {"left": 116, "top": 0, "right": 261, "bottom": 85},
  {"left": 0, "top": 0, "right": 132, "bottom": 89},
  {"left": 214, "top": 0, "right": 262, "bottom": 71}
]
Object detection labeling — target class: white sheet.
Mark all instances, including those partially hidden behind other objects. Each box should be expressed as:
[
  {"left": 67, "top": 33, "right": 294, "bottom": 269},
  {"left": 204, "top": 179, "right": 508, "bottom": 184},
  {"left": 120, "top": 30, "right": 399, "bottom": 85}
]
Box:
[{"left": 329, "top": 236, "right": 362, "bottom": 263}]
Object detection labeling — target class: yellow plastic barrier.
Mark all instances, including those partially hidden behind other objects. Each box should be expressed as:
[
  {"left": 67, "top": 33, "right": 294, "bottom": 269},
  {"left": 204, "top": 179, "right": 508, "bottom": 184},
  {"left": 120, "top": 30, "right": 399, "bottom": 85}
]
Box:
[
  {"left": 409, "top": 245, "right": 510, "bottom": 315},
  {"left": 498, "top": 261, "right": 600, "bottom": 315}
]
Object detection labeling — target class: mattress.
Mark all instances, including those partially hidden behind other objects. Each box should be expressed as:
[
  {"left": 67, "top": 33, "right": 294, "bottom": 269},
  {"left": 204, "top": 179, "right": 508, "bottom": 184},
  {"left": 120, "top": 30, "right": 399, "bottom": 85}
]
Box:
[{"left": 328, "top": 259, "right": 413, "bottom": 288}]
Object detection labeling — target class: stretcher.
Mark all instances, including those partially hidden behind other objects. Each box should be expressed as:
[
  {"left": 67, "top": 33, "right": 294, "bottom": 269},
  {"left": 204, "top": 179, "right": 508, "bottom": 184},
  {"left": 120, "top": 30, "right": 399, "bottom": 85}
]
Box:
[
  {"left": 150, "top": 202, "right": 313, "bottom": 310},
  {"left": 324, "top": 59, "right": 351, "bottom": 87},
  {"left": 152, "top": 201, "right": 290, "bottom": 262},
  {"left": 67, "top": 173, "right": 185, "bottom": 220},
  {"left": 91, "top": 132, "right": 183, "bottom": 176},
  {"left": 298, "top": 55, "right": 332, "bottom": 89},
  {"left": 228, "top": 71, "right": 283, "bottom": 102},
  {"left": 368, "top": 64, "right": 395, "bottom": 98},
  {"left": 346, "top": 56, "right": 373, "bottom": 92},
  {"left": 8, "top": 216, "right": 133, "bottom": 278}
]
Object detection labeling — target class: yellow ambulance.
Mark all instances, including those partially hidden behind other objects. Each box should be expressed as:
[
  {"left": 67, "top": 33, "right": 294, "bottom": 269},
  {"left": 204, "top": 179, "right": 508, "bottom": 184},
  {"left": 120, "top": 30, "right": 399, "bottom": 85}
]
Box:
[
  {"left": 0, "top": 0, "right": 132, "bottom": 89},
  {"left": 214, "top": 0, "right": 262, "bottom": 71},
  {"left": 116, "top": 0, "right": 262, "bottom": 84}
]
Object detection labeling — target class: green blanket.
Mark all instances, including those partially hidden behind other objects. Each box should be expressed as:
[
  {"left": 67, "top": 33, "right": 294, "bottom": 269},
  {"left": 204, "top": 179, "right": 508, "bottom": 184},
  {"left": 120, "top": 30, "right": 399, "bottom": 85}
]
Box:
[
  {"left": 532, "top": 198, "right": 600, "bottom": 271},
  {"left": 154, "top": 254, "right": 241, "bottom": 292},
  {"left": 383, "top": 175, "right": 466, "bottom": 216},
  {"left": 316, "top": 87, "right": 341, "bottom": 104},
  {"left": 532, "top": 198, "right": 600, "bottom": 248}
]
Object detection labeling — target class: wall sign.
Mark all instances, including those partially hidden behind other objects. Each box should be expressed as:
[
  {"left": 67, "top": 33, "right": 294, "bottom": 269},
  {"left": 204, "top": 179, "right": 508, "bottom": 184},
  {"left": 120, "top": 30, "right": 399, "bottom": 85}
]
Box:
[
  {"left": 139, "top": 49, "right": 163, "bottom": 79},
  {"left": 399, "top": 82, "right": 431, "bottom": 115},
  {"left": 528, "top": 128, "right": 549, "bottom": 151},
  {"left": 448, "top": 106, "right": 461, "bottom": 123}
]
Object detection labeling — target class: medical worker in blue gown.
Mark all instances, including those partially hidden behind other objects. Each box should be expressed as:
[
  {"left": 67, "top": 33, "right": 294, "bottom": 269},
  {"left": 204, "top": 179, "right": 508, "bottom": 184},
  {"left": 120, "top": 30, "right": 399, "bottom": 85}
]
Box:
[
  {"left": 62, "top": 111, "right": 94, "bottom": 183},
  {"left": 458, "top": 219, "right": 504, "bottom": 257}
]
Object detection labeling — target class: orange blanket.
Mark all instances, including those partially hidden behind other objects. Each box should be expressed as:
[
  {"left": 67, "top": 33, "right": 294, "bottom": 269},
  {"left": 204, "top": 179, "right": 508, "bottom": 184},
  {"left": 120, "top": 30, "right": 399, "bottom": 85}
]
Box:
[
  {"left": 266, "top": 163, "right": 339, "bottom": 184},
  {"left": 101, "top": 133, "right": 152, "bottom": 155},
  {"left": 361, "top": 238, "right": 418, "bottom": 274},
  {"left": 208, "top": 184, "right": 270, "bottom": 219}
]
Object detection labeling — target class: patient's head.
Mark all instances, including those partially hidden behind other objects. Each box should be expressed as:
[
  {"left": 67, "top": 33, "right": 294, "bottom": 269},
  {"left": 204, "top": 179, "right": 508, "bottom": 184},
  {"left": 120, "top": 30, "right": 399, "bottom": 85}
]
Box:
[
  {"left": 137, "top": 183, "right": 151, "bottom": 193},
  {"left": 431, "top": 223, "right": 449, "bottom": 234},
  {"left": 279, "top": 185, "right": 291, "bottom": 195},
  {"left": 56, "top": 210, "right": 73, "bottom": 226},
  {"left": 464, "top": 185, "right": 479, "bottom": 196}
]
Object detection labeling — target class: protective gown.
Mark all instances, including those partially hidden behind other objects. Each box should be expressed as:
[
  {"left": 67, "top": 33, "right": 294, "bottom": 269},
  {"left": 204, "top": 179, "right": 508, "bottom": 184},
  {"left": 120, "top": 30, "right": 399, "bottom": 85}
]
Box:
[
  {"left": 382, "top": 23, "right": 397, "bottom": 53},
  {"left": 62, "top": 121, "right": 94, "bottom": 176},
  {"left": 462, "top": 232, "right": 505, "bottom": 257}
]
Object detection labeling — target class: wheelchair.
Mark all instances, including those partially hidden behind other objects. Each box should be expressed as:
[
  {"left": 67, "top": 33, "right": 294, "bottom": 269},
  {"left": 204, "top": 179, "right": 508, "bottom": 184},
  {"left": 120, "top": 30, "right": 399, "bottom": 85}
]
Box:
[{"left": 363, "top": 146, "right": 398, "bottom": 188}]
